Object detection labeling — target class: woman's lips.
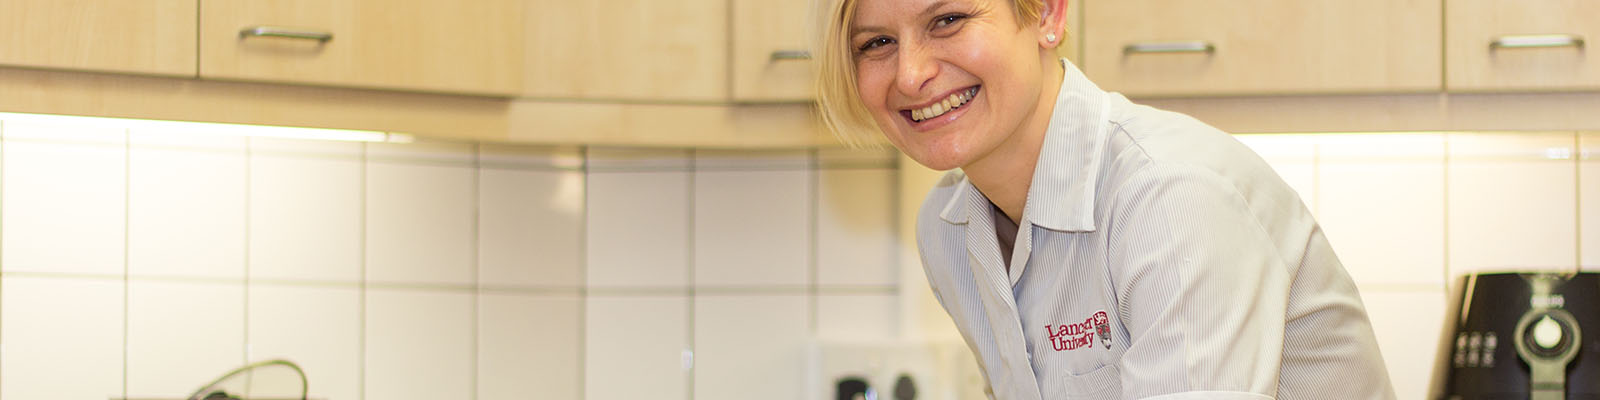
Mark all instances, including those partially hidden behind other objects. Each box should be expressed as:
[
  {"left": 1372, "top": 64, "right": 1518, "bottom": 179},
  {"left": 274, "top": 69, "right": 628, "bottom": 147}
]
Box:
[{"left": 900, "top": 85, "right": 980, "bottom": 131}]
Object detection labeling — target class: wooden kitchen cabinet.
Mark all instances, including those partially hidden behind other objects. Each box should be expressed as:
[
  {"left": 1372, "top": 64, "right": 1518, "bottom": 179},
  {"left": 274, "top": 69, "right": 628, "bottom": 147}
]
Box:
[
  {"left": 200, "top": 0, "right": 522, "bottom": 96},
  {"left": 523, "top": 0, "right": 727, "bottom": 102},
  {"left": 0, "top": 0, "right": 196, "bottom": 76},
  {"left": 1447, "top": 0, "right": 1600, "bottom": 92},
  {"left": 731, "top": 0, "right": 817, "bottom": 102},
  {"left": 1081, "top": 0, "right": 1440, "bottom": 97}
]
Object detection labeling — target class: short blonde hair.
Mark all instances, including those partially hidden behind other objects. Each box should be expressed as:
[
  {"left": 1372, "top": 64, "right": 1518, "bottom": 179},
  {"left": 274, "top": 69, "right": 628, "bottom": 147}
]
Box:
[{"left": 814, "top": 0, "right": 1049, "bottom": 146}]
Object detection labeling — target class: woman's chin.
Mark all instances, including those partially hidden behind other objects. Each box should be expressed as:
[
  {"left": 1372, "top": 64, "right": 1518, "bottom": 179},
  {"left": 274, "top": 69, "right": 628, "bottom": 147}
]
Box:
[{"left": 901, "top": 142, "right": 978, "bottom": 172}]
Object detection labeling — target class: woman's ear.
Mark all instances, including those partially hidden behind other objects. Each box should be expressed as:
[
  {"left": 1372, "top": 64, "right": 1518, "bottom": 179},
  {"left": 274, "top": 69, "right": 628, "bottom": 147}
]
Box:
[{"left": 1038, "top": 0, "right": 1070, "bottom": 47}]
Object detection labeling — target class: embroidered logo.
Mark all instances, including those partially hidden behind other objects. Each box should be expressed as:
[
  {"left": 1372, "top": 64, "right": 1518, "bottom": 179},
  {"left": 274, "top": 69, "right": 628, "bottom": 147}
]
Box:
[{"left": 1046, "top": 310, "right": 1110, "bottom": 352}]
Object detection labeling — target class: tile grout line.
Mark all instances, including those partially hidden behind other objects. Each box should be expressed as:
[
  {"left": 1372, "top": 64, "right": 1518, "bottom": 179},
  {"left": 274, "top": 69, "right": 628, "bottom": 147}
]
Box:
[
  {"left": 890, "top": 156, "right": 905, "bottom": 338},
  {"left": 1574, "top": 132, "right": 1583, "bottom": 274},
  {"left": 242, "top": 137, "right": 253, "bottom": 378},
  {"left": 1441, "top": 134, "right": 1452, "bottom": 292},
  {"left": 807, "top": 149, "right": 821, "bottom": 338},
  {"left": 577, "top": 145, "right": 590, "bottom": 400},
  {"left": 685, "top": 148, "right": 697, "bottom": 400},
  {"left": 358, "top": 142, "right": 369, "bottom": 400},
  {"left": 121, "top": 128, "right": 131, "bottom": 400},
  {"left": 470, "top": 144, "right": 481, "bottom": 400}
]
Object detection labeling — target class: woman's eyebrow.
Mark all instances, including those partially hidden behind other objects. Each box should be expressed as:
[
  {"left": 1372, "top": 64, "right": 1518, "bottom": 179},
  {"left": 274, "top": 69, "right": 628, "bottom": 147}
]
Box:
[{"left": 850, "top": 0, "right": 954, "bottom": 37}]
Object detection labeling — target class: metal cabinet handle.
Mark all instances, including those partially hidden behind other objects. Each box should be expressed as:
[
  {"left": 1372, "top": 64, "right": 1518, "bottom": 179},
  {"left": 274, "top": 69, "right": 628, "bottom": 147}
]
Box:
[
  {"left": 239, "top": 26, "right": 334, "bottom": 43},
  {"left": 1122, "top": 41, "right": 1216, "bottom": 55},
  {"left": 770, "top": 50, "right": 812, "bottom": 61},
  {"left": 1490, "top": 34, "right": 1585, "bottom": 50}
]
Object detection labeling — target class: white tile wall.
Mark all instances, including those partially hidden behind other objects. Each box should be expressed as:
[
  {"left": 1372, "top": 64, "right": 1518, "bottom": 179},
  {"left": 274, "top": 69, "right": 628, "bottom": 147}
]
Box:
[
  {"left": 365, "top": 289, "right": 475, "bottom": 400},
  {"left": 816, "top": 293, "right": 900, "bottom": 341},
  {"left": 479, "top": 165, "right": 584, "bottom": 288},
  {"left": 817, "top": 169, "right": 899, "bottom": 287},
  {"left": 586, "top": 295, "right": 689, "bottom": 400},
  {"left": 693, "top": 166, "right": 812, "bottom": 287},
  {"left": 128, "top": 132, "right": 247, "bottom": 279},
  {"left": 126, "top": 280, "right": 246, "bottom": 398},
  {"left": 1317, "top": 134, "right": 1446, "bottom": 287},
  {"left": 0, "top": 114, "right": 912, "bottom": 400},
  {"left": 247, "top": 284, "right": 362, "bottom": 400},
  {"left": 249, "top": 139, "right": 364, "bottom": 283},
  {"left": 366, "top": 142, "right": 477, "bottom": 286},
  {"left": 1359, "top": 289, "right": 1447, "bottom": 400},
  {"left": 1447, "top": 132, "right": 1578, "bottom": 277},
  {"left": 1582, "top": 132, "right": 1598, "bottom": 269},
  {"left": 1, "top": 122, "right": 126, "bottom": 275},
  {"left": 693, "top": 295, "right": 809, "bottom": 400},
  {"left": 1, "top": 276, "right": 124, "bottom": 400},
  {"left": 479, "top": 293, "right": 582, "bottom": 400},
  {"left": 586, "top": 170, "right": 690, "bottom": 288}
]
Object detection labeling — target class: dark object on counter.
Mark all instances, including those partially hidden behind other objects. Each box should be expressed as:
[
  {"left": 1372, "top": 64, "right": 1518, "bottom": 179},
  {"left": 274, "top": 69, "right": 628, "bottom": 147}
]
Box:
[
  {"left": 187, "top": 359, "right": 309, "bottom": 400},
  {"left": 837, "top": 377, "right": 873, "bottom": 400},
  {"left": 1430, "top": 272, "right": 1599, "bottom": 400},
  {"left": 892, "top": 374, "right": 917, "bottom": 400}
]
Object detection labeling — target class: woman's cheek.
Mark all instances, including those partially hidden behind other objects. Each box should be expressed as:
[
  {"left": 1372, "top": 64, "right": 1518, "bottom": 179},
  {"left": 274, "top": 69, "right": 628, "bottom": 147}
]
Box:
[{"left": 855, "top": 61, "right": 895, "bottom": 119}]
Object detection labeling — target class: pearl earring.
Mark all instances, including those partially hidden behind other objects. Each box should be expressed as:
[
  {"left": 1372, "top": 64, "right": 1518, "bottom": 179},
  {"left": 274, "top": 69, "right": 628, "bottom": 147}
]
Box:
[{"left": 1045, "top": 33, "right": 1058, "bottom": 43}]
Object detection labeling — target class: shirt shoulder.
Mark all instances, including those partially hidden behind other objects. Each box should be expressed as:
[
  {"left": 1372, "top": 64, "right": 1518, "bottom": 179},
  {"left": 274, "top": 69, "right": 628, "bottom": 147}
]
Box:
[
  {"left": 1110, "top": 103, "right": 1259, "bottom": 174},
  {"left": 1099, "top": 101, "right": 1300, "bottom": 215}
]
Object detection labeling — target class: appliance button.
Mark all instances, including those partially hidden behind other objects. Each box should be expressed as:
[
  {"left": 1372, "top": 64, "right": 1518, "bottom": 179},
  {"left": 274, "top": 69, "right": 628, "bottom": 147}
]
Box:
[
  {"left": 1466, "top": 332, "right": 1482, "bottom": 367},
  {"left": 1532, "top": 315, "right": 1563, "bottom": 349}
]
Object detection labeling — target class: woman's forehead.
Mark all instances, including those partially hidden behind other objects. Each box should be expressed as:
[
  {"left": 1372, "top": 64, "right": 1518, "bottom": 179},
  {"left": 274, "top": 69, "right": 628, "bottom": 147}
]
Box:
[{"left": 850, "top": 0, "right": 991, "bottom": 30}]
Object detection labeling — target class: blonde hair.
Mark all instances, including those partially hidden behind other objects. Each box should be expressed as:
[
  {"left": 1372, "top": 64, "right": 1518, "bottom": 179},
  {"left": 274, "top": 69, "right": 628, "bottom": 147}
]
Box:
[{"left": 814, "top": 0, "right": 1049, "bottom": 146}]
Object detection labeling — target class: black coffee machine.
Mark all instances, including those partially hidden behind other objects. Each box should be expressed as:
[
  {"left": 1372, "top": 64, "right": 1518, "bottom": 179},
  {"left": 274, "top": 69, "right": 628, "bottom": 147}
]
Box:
[{"left": 1430, "top": 272, "right": 1599, "bottom": 400}]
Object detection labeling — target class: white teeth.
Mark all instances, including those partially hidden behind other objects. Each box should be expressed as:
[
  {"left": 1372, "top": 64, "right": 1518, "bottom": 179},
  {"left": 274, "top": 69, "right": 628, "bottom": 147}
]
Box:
[{"left": 911, "top": 87, "right": 979, "bottom": 122}]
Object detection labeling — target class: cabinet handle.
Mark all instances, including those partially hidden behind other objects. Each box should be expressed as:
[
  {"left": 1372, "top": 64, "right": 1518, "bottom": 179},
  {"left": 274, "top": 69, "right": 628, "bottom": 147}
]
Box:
[
  {"left": 770, "top": 50, "right": 812, "bottom": 61},
  {"left": 1490, "top": 34, "right": 1584, "bottom": 50},
  {"left": 1122, "top": 41, "right": 1215, "bottom": 55},
  {"left": 239, "top": 26, "right": 334, "bottom": 43}
]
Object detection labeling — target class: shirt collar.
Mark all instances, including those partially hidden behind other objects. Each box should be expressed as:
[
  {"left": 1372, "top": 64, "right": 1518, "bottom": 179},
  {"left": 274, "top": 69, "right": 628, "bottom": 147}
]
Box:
[{"left": 938, "top": 59, "right": 1112, "bottom": 232}]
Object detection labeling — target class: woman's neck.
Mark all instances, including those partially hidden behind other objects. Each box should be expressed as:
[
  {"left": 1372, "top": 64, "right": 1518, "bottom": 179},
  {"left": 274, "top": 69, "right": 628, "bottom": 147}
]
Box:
[{"left": 963, "top": 57, "right": 1065, "bottom": 225}]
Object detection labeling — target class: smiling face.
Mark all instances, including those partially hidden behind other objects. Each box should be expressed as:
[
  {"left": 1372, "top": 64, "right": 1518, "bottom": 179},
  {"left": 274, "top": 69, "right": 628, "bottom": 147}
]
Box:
[{"left": 849, "top": 0, "right": 1054, "bottom": 171}]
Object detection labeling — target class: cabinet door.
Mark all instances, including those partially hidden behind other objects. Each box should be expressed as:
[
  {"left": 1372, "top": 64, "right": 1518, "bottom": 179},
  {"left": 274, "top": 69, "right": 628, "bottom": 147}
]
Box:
[
  {"left": 201, "top": 0, "right": 522, "bottom": 96},
  {"left": 524, "top": 0, "right": 726, "bottom": 102},
  {"left": 731, "top": 0, "right": 815, "bottom": 102},
  {"left": 1082, "top": 0, "right": 1440, "bottom": 97},
  {"left": 0, "top": 0, "right": 196, "bottom": 76},
  {"left": 1447, "top": 0, "right": 1600, "bottom": 91}
]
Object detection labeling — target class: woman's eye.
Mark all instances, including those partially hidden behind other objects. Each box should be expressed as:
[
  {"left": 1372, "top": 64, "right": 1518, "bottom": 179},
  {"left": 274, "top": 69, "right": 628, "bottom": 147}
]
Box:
[
  {"left": 933, "top": 14, "right": 967, "bottom": 28},
  {"left": 858, "top": 36, "right": 894, "bottom": 52}
]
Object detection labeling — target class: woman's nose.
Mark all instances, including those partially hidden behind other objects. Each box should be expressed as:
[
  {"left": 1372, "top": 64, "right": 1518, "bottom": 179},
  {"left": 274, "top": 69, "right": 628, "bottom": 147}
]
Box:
[{"left": 894, "top": 43, "right": 937, "bottom": 96}]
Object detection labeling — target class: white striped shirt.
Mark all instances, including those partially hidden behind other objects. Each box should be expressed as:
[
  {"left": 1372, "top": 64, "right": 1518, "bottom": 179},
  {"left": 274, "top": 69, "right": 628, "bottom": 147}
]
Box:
[{"left": 916, "top": 60, "right": 1395, "bottom": 400}]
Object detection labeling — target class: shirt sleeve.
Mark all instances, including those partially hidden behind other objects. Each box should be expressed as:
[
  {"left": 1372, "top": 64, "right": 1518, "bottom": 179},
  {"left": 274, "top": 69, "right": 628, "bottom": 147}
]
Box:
[{"left": 1105, "top": 165, "right": 1292, "bottom": 399}]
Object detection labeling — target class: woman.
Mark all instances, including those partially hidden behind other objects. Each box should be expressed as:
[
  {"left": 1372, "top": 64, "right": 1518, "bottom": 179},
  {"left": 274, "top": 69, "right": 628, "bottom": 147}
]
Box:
[{"left": 814, "top": 0, "right": 1396, "bottom": 399}]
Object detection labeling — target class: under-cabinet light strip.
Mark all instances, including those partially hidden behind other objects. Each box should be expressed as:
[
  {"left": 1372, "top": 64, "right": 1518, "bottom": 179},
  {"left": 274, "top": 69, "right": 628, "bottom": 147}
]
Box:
[{"left": 0, "top": 112, "right": 412, "bottom": 143}]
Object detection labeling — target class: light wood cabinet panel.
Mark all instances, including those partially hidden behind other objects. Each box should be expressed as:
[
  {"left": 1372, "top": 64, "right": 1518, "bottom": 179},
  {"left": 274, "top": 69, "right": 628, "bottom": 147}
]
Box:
[
  {"left": 200, "top": 0, "right": 522, "bottom": 96},
  {"left": 731, "top": 0, "right": 816, "bottom": 102},
  {"left": 1446, "top": 0, "right": 1600, "bottom": 92},
  {"left": 0, "top": 0, "right": 196, "bottom": 76},
  {"left": 1082, "top": 0, "right": 1440, "bottom": 96},
  {"left": 524, "top": 0, "right": 726, "bottom": 102}
]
